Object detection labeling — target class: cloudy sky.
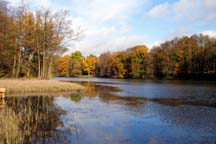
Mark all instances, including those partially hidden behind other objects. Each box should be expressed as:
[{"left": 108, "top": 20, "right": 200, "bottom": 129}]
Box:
[{"left": 9, "top": 0, "right": 216, "bottom": 56}]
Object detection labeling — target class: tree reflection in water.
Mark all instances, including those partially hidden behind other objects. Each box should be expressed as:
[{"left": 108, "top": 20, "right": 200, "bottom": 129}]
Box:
[
  {"left": 69, "top": 82, "right": 216, "bottom": 144},
  {"left": 0, "top": 96, "right": 68, "bottom": 144},
  {"left": 0, "top": 98, "right": 23, "bottom": 144},
  {"left": 81, "top": 82, "right": 144, "bottom": 108},
  {"left": 0, "top": 82, "right": 215, "bottom": 144},
  {"left": 70, "top": 94, "right": 82, "bottom": 103},
  {"left": 81, "top": 82, "right": 216, "bottom": 108}
]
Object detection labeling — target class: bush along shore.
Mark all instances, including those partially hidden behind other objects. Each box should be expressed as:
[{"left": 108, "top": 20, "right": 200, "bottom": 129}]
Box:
[{"left": 0, "top": 79, "right": 84, "bottom": 96}]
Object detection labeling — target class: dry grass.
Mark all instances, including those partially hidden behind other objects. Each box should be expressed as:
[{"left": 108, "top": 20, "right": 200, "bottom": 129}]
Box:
[{"left": 0, "top": 79, "right": 84, "bottom": 95}]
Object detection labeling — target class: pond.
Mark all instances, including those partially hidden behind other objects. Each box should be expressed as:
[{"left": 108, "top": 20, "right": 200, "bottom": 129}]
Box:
[{"left": 1, "top": 78, "right": 216, "bottom": 144}]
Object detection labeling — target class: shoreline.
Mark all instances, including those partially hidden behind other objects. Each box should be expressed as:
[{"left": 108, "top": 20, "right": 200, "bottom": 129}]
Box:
[{"left": 0, "top": 79, "right": 84, "bottom": 96}]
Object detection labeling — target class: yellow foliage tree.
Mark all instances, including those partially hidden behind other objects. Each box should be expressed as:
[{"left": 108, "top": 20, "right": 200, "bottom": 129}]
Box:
[{"left": 82, "top": 55, "right": 97, "bottom": 76}]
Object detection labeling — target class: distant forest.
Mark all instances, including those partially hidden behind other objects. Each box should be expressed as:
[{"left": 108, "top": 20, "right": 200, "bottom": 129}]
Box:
[
  {"left": 0, "top": 0, "right": 215, "bottom": 80},
  {"left": 58, "top": 35, "right": 216, "bottom": 80}
]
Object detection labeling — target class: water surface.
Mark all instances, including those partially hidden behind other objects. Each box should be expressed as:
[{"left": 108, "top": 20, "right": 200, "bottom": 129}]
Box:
[{"left": 1, "top": 78, "right": 216, "bottom": 144}]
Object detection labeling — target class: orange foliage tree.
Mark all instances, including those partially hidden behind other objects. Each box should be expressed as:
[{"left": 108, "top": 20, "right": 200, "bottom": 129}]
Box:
[{"left": 57, "top": 55, "right": 70, "bottom": 76}]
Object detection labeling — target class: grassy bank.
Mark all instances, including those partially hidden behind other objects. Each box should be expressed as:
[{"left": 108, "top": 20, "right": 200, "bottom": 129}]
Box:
[{"left": 0, "top": 79, "right": 84, "bottom": 95}]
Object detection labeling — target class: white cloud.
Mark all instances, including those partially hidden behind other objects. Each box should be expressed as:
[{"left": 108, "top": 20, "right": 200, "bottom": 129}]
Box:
[
  {"left": 31, "top": 0, "right": 51, "bottom": 7},
  {"left": 7, "top": 0, "right": 20, "bottom": 5},
  {"left": 204, "top": 0, "right": 216, "bottom": 21},
  {"left": 8, "top": 0, "right": 51, "bottom": 8},
  {"left": 146, "top": 0, "right": 216, "bottom": 45},
  {"left": 65, "top": 0, "right": 148, "bottom": 56},
  {"left": 71, "top": 28, "right": 147, "bottom": 56},
  {"left": 205, "top": 0, "right": 216, "bottom": 10},
  {"left": 69, "top": 0, "right": 145, "bottom": 25},
  {"left": 169, "top": 27, "right": 193, "bottom": 38},
  {"left": 148, "top": 0, "right": 216, "bottom": 23},
  {"left": 174, "top": 0, "right": 192, "bottom": 13},
  {"left": 202, "top": 30, "right": 216, "bottom": 38},
  {"left": 150, "top": 29, "right": 216, "bottom": 49},
  {"left": 148, "top": 2, "right": 170, "bottom": 17},
  {"left": 9, "top": 0, "right": 148, "bottom": 56},
  {"left": 150, "top": 40, "right": 164, "bottom": 48}
]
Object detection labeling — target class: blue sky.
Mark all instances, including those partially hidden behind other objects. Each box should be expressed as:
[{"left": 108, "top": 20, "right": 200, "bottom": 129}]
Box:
[{"left": 9, "top": 0, "right": 216, "bottom": 55}]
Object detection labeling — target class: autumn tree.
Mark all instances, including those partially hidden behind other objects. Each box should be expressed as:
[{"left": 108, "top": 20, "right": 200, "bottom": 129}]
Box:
[
  {"left": 70, "top": 51, "right": 84, "bottom": 77},
  {"left": 0, "top": 0, "right": 215, "bottom": 80},
  {"left": 109, "top": 51, "right": 126, "bottom": 78},
  {"left": 148, "top": 47, "right": 165, "bottom": 79},
  {"left": 123, "top": 45, "right": 148, "bottom": 78},
  {"left": 96, "top": 52, "right": 112, "bottom": 77},
  {"left": 57, "top": 55, "right": 70, "bottom": 76},
  {"left": 148, "top": 34, "right": 215, "bottom": 80},
  {"left": 0, "top": 0, "right": 82, "bottom": 78},
  {"left": 0, "top": 0, "right": 11, "bottom": 77},
  {"left": 174, "top": 36, "right": 199, "bottom": 78},
  {"left": 82, "top": 55, "right": 97, "bottom": 77}
]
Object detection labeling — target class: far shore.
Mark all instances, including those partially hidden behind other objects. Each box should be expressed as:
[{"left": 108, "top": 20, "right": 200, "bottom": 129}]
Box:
[{"left": 0, "top": 79, "right": 84, "bottom": 96}]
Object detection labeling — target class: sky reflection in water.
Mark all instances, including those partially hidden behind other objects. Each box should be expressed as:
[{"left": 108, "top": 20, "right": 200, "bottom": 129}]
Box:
[{"left": 1, "top": 79, "right": 216, "bottom": 144}]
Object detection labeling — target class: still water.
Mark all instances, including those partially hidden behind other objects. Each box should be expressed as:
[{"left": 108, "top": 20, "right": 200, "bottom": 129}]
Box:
[{"left": 1, "top": 78, "right": 216, "bottom": 144}]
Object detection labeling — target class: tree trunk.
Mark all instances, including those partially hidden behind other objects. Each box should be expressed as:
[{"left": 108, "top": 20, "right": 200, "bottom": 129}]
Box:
[
  {"left": 47, "top": 57, "right": 52, "bottom": 79},
  {"left": 26, "top": 53, "right": 34, "bottom": 77},
  {"left": 42, "top": 12, "right": 47, "bottom": 79},
  {"left": 37, "top": 51, "right": 41, "bottom": 78},
  {"left": 36, "top": 32, "right": 41, "bottom": 78},
  {"left": 15, "top": 46, "right": 22, "bottom": 78},
  {"left": 12, "top": 40, "right": 17, "bottom": 77}
]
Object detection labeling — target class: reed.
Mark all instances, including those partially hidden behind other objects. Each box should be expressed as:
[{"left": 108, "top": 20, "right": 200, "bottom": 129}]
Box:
[{"left": 0, "top": 79, "right": 84, "bottom": 95}]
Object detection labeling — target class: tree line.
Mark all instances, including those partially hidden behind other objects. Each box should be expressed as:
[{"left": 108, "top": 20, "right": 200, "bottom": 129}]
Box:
[
  {"left": 56, "top": 34, "right": 216, "bottom": 80},
  {"left": 1, "top": 0, "right": 215, "bottom": 80},
  {"left": 0, "top": 0, "right": 80, "bottom": 78}
]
